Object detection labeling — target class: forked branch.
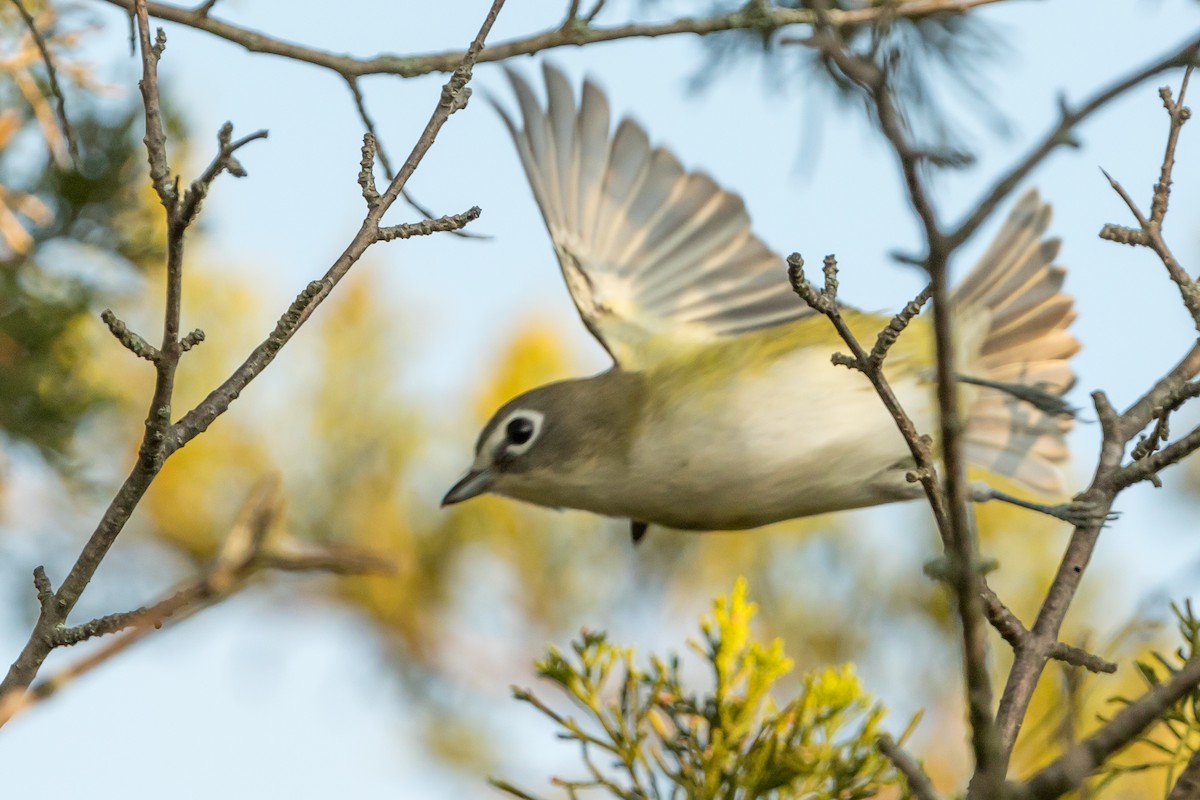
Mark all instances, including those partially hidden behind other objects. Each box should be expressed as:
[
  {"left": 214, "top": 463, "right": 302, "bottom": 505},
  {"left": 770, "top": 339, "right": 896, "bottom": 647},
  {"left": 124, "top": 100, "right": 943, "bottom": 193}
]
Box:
[{"left": 0, "top": 0, "right": 504, "bottom": 708}]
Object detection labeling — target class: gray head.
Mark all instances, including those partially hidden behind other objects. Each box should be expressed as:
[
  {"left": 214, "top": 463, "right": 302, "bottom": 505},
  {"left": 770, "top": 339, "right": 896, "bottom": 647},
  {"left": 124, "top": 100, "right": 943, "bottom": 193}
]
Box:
[{"left": 442, "top": 371, "right": 643, "bottom": 510}]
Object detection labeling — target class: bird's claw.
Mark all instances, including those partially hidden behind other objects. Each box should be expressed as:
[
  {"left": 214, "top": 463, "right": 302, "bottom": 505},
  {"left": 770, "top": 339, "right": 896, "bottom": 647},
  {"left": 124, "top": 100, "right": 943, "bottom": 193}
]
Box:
[
  {"left": 1041, "top": 499, "right": 1120, "bottom": 529},
  {"left": 971, "top": 484, "right": 1119, "bottom": 529}
]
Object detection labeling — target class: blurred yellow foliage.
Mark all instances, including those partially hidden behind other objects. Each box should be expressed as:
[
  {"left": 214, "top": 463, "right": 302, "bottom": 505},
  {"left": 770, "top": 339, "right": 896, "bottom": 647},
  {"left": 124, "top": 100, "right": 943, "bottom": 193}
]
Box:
[{"left": 472, "top": 318, "right": 574, "bottom": 423}]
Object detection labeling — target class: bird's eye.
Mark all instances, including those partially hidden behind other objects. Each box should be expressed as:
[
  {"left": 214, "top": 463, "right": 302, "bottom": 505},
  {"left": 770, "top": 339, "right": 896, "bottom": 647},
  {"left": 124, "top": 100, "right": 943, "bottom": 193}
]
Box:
[{"left": 506, "top": 416, "right": 535, "bottom": 445}]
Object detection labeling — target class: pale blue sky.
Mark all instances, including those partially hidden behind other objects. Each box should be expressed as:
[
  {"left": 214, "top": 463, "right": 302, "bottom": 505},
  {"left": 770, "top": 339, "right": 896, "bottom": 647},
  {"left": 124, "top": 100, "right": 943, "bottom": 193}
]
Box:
[{"left": 3, "top": 1, "right": 1200, "bottom": 797}]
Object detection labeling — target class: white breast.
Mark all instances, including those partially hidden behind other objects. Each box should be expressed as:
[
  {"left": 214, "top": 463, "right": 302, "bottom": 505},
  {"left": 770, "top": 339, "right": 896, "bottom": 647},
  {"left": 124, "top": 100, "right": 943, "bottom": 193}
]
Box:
[{"left": 620, "top": 348, "right": 935, "bottom": 529}]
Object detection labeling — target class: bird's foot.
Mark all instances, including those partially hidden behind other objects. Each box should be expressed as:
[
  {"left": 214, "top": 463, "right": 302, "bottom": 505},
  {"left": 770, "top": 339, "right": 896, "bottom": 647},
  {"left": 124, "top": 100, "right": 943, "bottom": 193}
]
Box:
[{"left": 971, "top": 485, "right": 1118, "bottom": 529}]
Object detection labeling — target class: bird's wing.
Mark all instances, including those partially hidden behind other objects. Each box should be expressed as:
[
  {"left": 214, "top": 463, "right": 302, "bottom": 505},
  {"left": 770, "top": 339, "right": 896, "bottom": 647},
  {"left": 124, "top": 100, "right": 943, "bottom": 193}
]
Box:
[
  {"left": 496, "top": 64, "right": 812, "bottom": 368},
  {"left": 953, "top": 190, "right": 1078, "bottom": 497}
]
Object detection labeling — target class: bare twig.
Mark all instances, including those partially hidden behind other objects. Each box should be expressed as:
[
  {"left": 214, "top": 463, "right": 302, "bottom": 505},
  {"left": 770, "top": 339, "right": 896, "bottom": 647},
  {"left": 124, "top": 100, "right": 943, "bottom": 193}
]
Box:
[
  {"left": 134, "top": 9, "right": 172, "bottom": 207},
  {"left": 344, "top": 75, "right": 483, "bottom": 238},
  {"left": 1151, "top": 67, "right": 1193, "bottom": 226},
  {"left": 995, "top": 68, "right": 1200, "bottom": 764},
  {"left": 1100, "top": 66, "right": 1200, "bottom": 328},
  {"left": 949, "top": 37, "right": 1200, "bottom": 251},
  {"left": 99, "top": 308, "right": 159, "bottom": 362},
  {"left": 346, "top": 76, "right": 394, "bottom": 178},
  {"left": 1046, "top": 642, "right": 1117, "bottom": 675},
  {"left": 179, "top": 328, "right": 205, "bottom": 351},
  {"left": 0, "top": 0, "right": 503, "bottom": 704},
  {"left": 583, "top": 0, "right": 607, "bottom": 24},
  {"left": 867, "top": 283, "right": 931, "bottom": 371},
  {"left": 378, "top": 206, "right": 482, "bottom": 241},
  {"left": 9, "top": 0, "right": 78, "bottom": 165},
  {"left": 805, "top": 16, "right": 1004, "bottom": 791},
  {"left": 358, "top": 132, "right": 380, "bottom": 207},
  {"left": 787, "top": 253, "right": 948, "bottom": 533},
  {"left": 0, "top": 481, "right": 393, "bottom": 727},
  {"left": 179, "top": 123, "right": 268, "bottom": 226},
  {"left": 879, "top": 734, "right": 942, "bottom": 800},
  {"left": 0, "top": 1, "right": 193, "bottom": 701},
  {"left": 98, "top": 0, "right": 1005, "bottom": 79},
  {"left": 981, "top": 590, "right": 1115, "bottom": 674}
]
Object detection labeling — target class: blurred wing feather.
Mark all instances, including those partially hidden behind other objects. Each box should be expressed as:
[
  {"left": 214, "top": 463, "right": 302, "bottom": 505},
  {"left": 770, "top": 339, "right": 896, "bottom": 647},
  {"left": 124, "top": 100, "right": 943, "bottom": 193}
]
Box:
[
  {"left": 500, "top": 64, "right": 809, "bottom": 367},
  {"left": 954, "top": 190, "right": 1079, "bottom": 497}
]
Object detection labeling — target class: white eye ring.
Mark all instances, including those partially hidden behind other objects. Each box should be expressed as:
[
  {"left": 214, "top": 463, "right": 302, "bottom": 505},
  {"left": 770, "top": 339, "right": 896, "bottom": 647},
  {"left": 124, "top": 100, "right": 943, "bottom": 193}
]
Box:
[{"left": 492, "top": 409, "right": 544, "bottom": 457}]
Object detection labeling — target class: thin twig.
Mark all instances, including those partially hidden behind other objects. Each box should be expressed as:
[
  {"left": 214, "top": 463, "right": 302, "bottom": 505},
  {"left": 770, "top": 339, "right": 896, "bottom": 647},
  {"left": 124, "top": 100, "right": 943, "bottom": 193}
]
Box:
[
  {"left": 344, "top": 75, "right": 488, "bottom": 240},
  {"left": 949, "top": 36, "right": 1200, "bottom": 251},
  {"left": 179, "top": 123, "right": 268, "bottom": 226},
  {"left": 995, "top": 69, "right": 1200, "bottom": 767},
  {"left": 8, "top": 0, "right": 78, "bottom": 165},
  {"left": 0, "top": 483, "right": 392, "bottom": 727},
  {"left": 879, "top": 735, "right": 942, "bottom": 800},
  {"left": 378, "top": 206, "right": 482, "bottom": 241},
  {"left": 133, "top": 6, "right": 173, "bottom": 207},
  {"left": 1151, "top": 66, "right": 1193, "bottom": 226},
  {"left": 981, "top": 589, "right": 1115, "bottom": 674},
  {"left": 100, "top": 308, "right": 159, "bottom": 362},
  {"left": 787, "top": 253, "right": 949, "bottom": 532},
  {"left": 346, "top": 76, "right": 394, "bottom": 178}
]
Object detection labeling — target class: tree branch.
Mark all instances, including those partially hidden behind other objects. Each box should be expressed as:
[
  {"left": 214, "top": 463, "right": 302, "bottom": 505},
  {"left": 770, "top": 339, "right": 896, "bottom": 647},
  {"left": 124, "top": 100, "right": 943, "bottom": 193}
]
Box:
[
  {"left": 0, "top": 0, "right": 503, "bottom": 704},
  {"left": 9, "top": 0, "right": 78, "bottom": 165},
  {"left": 803, "top": 16, "right": 1005, "bottom": 792},
  {"left": 163, "top": 3, "right": 497, "bottom": 456},
  {"left": 995, "top": 67, "right": 1200, "bottom": 766},
  {"left": 948, "top": 35, "right": 1200, "bottom": 251},
  {"left": 1020, "top": 655, "right": 1200, "bottom": 799},
  {"left": 0, "top": 480, "right": 393, "bottom": 727},
  {"left": 97, "top": 0, "right": 1006, "bottom": 79}
]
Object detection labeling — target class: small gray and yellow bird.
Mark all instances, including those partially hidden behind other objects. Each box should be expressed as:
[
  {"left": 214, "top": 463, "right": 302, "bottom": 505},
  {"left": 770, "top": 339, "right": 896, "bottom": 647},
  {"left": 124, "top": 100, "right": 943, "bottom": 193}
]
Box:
[{"left": 444, "top": 65, "right": 1077, "bottom": 542}]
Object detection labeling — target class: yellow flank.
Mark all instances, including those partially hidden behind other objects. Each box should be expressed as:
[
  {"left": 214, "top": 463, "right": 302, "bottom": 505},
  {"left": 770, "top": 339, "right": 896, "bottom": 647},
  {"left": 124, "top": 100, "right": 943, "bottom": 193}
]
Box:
[{"left": 641, "top": 310, "right": 936, "bottom": 398}]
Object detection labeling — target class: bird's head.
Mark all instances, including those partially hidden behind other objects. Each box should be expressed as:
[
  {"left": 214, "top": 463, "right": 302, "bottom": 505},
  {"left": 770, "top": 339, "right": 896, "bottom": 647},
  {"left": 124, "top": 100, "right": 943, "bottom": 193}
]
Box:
[{"left": 442, "top": 372, "right": 643, "bottom": 509}]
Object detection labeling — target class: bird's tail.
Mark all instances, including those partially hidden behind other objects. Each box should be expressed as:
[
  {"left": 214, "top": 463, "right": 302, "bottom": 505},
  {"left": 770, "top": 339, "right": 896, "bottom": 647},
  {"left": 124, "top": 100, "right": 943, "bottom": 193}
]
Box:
[{"left": 951, "top": 190, "right": 1079, "bottom": 497}]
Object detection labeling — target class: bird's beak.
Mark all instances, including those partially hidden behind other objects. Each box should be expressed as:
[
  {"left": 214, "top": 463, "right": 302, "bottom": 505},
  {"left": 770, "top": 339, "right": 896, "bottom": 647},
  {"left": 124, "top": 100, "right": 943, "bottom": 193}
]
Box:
[{"left": 441, "top": 468, "right": 495, "bottom": 506}]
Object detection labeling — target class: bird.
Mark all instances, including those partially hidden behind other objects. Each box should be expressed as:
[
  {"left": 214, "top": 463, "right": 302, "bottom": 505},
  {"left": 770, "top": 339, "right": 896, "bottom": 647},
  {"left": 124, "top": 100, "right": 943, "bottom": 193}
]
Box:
[{"left": 443, "top": 64, "right": 1078, "bottom": 544}]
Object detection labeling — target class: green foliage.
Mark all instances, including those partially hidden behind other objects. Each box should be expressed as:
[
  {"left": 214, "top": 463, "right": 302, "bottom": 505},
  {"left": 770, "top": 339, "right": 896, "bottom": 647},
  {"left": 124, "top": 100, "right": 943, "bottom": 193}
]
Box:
[
  {"left": 494, "top": 578, "right": 914, "bottom": 800},
  {"left": 1095, "top": 600, "right": 1200, "bottom": 797}
]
